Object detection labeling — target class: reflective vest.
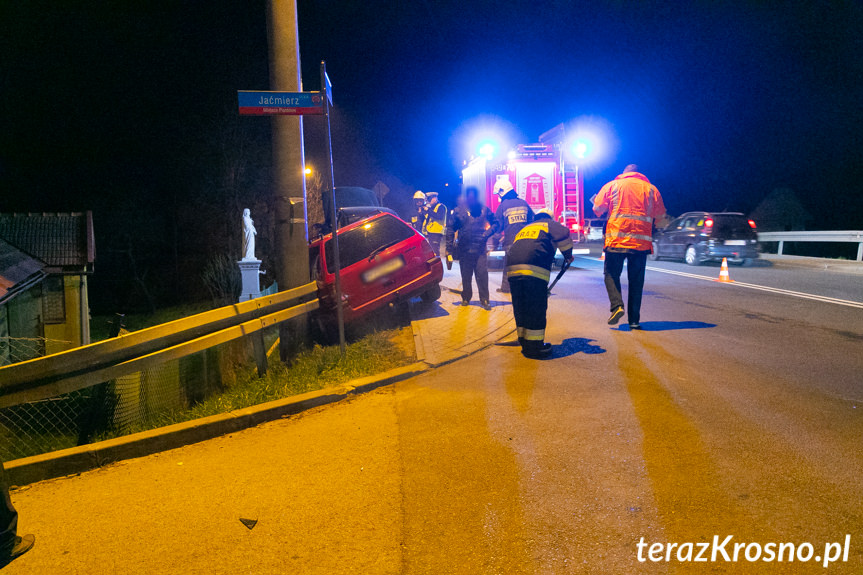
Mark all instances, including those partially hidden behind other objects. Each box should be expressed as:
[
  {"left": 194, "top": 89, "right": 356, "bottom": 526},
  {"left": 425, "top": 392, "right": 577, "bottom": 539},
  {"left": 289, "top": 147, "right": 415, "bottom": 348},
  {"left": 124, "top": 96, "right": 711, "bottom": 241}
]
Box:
[
  {"left": 505, "top": 219, "right": 573, "bottom": 283},
  {"left": 425, "top": 202, "right": 446, "bottom": 235},
  {"left": 593, "top": 171, "right": 666, "bottom": 251}
]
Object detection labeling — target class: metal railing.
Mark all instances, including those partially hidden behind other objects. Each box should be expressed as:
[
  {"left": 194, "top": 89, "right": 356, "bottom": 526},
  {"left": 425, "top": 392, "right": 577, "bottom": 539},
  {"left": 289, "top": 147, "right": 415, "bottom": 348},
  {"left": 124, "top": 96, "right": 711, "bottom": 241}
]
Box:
[
  {"left": 0, "top": 282, "right": 318, "bottom": 460},
  {"left": 758, "top": 231, "right": 863, "bottom": 261}
]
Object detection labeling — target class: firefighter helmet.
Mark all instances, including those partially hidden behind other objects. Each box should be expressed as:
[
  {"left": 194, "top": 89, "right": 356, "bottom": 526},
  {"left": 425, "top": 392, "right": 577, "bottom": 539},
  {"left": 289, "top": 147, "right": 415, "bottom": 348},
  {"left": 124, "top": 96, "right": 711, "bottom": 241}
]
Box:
[
  {"left": 535, "top": 208, "right": 554, "bottom": 219},
  {"left": 493, "top": 178, "right": 514, "bottom": 197},
  {"left": 413, "top": 191, "right": 426, "bottom": 200}
]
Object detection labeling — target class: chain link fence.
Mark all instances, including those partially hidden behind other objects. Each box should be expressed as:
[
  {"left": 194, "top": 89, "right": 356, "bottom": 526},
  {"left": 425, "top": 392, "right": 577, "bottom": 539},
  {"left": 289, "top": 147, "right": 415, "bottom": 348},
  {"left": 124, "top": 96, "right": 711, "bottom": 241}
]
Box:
[{"left": 0, "top": 333, "right": 267, "bottom": 462}]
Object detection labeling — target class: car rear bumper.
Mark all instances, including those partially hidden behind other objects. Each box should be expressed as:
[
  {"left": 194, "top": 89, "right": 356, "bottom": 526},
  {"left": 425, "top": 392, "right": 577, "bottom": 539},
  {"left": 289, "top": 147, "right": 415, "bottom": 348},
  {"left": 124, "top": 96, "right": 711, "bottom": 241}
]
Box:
[
  {"left": 320, "top": 258, "right": 443, "bottom": 322},
  {"left": 702, "top": 243, "right": 759, "bottom": 260}
]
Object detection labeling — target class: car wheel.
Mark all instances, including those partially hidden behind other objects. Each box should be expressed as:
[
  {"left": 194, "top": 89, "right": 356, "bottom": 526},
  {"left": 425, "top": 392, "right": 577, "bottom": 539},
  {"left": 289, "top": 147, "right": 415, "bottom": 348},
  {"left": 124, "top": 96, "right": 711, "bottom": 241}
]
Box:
[
  {"left": 648, "top": 242, "right": 660, "bottom": 261},
  {"left": 685, "top": 245, "right": 700, "bottom": 266},
  {"left": 742, "top": 258, "right": 754, "bottom": 267},
  {"left": 420, "top": 283, "right": 442, "bottom": 303}
]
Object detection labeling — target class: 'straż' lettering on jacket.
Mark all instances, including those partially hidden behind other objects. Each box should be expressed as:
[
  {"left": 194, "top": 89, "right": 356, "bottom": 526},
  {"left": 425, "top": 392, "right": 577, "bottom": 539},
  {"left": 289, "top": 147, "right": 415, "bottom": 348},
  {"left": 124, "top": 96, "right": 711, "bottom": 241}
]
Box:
[{"left": 505, "top": 220, "right": 574, "bottom": 283}]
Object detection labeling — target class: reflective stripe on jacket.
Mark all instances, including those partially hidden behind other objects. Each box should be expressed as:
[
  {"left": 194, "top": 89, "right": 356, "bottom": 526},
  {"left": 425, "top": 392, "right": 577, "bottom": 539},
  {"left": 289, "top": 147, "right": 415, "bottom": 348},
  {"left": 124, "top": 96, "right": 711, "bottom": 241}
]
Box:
[{"left": 593, "top": 171, "right": 666, "bottom": 251}]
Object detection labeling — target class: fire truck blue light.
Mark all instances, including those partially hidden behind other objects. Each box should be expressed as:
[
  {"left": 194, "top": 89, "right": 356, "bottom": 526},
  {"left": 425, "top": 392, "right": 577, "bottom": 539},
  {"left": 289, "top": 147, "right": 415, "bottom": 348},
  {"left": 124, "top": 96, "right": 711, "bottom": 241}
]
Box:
[
  {"left": 478, "top": 142, "right": 496, "bottom": 159},
  {"left": 573, "top": 140, "right": 589, "bottom": 159}
]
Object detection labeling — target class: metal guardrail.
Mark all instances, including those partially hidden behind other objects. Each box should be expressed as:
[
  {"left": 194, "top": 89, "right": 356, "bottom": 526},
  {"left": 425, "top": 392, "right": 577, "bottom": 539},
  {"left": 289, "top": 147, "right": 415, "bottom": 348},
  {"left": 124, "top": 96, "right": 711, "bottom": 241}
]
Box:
[
  {"left": 0, "top": 282, "right": 319, "bottom": 409},
  {"left": 757, "top": 231, "right": 863, "bottom": 261}
]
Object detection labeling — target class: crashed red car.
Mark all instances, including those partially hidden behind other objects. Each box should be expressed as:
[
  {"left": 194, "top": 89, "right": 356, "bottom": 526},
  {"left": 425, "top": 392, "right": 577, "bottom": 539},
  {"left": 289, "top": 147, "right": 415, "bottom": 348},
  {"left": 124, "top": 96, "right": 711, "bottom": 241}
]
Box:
[{"left": 309, "top": 211, "right": 443, "bottom": 324}]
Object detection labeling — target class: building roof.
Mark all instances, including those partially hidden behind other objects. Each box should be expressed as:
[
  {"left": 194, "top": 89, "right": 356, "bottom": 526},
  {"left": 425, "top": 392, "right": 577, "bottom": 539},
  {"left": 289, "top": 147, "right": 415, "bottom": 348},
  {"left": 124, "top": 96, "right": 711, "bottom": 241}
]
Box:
[
  {"left": 0, "top": 238, "right": 47, "bottom": 305},
  {"left": 0, "top": 212, "right": 95, "bottom": 273}
]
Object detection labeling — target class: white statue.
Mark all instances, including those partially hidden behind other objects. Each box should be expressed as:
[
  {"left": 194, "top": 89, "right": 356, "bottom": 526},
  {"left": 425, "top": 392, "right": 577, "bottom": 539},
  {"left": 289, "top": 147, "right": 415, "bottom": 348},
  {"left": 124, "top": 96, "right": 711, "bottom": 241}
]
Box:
[{"left": 242, "top": 208, "right": 257, "bottom": 261}]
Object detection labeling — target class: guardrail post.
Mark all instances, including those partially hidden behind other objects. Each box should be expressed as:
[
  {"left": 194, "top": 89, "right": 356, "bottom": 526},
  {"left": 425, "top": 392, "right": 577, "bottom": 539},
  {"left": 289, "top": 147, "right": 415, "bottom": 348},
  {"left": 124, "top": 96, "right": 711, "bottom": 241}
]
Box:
[
  {"left": 252, "top": 332, "right": 268, "bottom": 377},
  {"left": 857, "top": 242, "right": 862, "bottom": 262},
  {"left": 777, "top": 240, "right": 784, "bottom": 255}
]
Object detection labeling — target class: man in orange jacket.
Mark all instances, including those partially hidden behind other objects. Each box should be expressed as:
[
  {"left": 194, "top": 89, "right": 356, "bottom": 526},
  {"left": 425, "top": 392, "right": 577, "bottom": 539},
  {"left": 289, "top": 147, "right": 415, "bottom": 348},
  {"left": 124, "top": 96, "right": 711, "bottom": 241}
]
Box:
[{"left": 593, "top": 165, "right": 667, "bottom": 329}]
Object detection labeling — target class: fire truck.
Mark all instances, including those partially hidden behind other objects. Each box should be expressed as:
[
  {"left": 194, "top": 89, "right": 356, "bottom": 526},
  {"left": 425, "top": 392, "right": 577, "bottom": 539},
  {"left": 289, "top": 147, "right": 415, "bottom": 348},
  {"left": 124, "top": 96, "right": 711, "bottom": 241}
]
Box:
[{"left": 461, "top": 124, "right": 586, "bottom": 241}]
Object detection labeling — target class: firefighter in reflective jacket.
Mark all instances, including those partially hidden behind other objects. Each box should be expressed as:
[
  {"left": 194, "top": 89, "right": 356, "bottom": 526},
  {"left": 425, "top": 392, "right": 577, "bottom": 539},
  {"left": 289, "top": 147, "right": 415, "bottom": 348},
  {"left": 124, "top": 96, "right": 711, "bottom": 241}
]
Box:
[
  {"left": 506, "top": 209, "right": 574, "bottom": 358},
  {"left": 494, "top": 177, "right": 533, "bottom": 294},
  {"left": 411, "top": 191, "right": 427, "bottom": 233},
  {"left": 423, "top": 191, "right": 447, "bottom": 255},
  {"left": 592, "top": 164, "right": 667, "bottom": 328}
]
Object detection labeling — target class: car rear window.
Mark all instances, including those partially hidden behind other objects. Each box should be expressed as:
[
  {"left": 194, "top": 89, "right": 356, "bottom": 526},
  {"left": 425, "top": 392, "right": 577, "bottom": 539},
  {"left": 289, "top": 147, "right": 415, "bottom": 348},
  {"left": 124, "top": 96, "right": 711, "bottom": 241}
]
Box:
[
  {"left": 710, "top": 215, "right": 752, "bottom": 235},
  {"left": 324, "top": 214, "right": 415, "bottom": 272}
]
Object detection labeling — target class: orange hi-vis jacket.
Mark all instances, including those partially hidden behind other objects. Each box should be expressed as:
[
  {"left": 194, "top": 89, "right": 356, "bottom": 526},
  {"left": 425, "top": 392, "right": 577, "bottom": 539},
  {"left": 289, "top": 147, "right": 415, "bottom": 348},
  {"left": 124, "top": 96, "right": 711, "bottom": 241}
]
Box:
[{"left": 593, "top": 171, "right": 666, "bottom": 252}]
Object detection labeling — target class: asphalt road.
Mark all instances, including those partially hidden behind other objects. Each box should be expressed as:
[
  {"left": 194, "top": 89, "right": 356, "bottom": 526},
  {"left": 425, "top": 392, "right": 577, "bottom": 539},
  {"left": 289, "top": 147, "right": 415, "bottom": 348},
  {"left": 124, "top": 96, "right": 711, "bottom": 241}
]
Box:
[{"left": 6, "top": 257, "right": 862, "bottom": 574}]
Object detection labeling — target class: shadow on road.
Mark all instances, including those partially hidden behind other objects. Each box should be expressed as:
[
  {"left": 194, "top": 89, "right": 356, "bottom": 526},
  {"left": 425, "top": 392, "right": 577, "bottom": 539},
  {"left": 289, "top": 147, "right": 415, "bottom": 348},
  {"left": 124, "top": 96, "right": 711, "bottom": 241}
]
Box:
[
  {"left": 410, "top": 300, "right": 450, "bottom": 320},
  {"left": 551, "top": 337, "right": 607, "bottom": 358},
  {"left": 616, "top": 321, "right": 717, "bottom": 332}
]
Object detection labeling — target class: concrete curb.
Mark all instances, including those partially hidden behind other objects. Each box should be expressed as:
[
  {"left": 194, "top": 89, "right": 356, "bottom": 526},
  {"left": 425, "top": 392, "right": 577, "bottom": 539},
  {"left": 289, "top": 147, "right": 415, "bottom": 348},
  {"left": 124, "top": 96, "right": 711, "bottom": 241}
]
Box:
[{"left": 7, "top": 362, "right": 428, "bottom": 487}]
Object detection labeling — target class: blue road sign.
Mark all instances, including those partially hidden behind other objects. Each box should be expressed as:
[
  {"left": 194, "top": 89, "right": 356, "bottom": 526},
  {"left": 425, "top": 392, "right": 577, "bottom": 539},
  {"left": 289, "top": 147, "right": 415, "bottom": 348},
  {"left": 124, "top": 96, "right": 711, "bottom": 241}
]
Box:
[{"left": 237, "top": 91, "right": 324, "bottom": 115}]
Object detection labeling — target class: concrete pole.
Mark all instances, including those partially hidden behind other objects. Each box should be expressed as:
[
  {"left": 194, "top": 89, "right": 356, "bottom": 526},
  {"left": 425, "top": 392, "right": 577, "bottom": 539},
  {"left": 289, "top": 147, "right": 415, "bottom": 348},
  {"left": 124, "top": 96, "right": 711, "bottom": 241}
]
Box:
[{"left": 267, "top": 0, "right": 310, "bottom": 359}]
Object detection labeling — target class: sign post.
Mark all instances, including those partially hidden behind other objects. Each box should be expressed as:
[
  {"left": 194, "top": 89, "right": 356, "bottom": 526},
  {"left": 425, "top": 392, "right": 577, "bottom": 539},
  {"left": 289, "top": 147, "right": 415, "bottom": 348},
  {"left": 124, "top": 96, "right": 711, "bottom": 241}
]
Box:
[{"left": 320, "top": 61, "right": 346, "bottom": 355}]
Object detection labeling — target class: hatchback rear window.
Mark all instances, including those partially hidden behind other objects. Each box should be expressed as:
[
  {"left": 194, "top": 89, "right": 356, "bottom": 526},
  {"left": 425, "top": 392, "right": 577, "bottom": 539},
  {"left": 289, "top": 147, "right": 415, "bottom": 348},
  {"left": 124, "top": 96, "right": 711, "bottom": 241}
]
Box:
[
  {"left": 710, "top": 215, "right": 753, "bottom": 236},
  {"left": 325, "top": 215, "right": 415, "bottom": 272}
]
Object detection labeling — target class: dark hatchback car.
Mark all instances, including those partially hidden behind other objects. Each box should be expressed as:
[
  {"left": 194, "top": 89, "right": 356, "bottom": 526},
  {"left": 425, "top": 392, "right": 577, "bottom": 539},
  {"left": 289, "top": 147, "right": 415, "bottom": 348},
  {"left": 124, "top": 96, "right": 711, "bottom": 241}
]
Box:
[{"left": 651, "top": 212, "right": 759, "bottom": 266}]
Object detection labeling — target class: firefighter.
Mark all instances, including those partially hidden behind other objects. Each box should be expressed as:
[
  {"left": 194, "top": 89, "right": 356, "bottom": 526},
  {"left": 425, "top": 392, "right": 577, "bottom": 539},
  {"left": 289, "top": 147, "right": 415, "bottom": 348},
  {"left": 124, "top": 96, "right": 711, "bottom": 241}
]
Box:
[
  {"left": 0, "top": 460, "right": 35, "bottom": 566},
  {"left": 411, "top": 191, "right": 427, "bottom": 233},
  {"left": 423, "top": 191, "right": 447, "bottom": 256},
  {"left": 506, "top": 208, "right": 573, "bottom": 358},
  {"left": 592, "top": 164, "right": 667, "bottom": 329},
  {"left": 446, "top": 187, "right": 498, "bottom": 310},
  {"left": 494, "top": 177, "right": 534, "bottom": 294}
]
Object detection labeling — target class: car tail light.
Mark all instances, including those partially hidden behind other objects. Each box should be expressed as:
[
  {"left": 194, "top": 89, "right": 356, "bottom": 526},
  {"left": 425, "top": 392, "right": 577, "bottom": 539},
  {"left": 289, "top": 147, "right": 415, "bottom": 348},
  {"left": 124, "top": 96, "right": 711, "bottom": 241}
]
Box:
[
  {"left": 704, "top": 219, "right": 714, "bottom": 228},
  {"left": 748, "top": 219, "right": 757, "bottom": 229},
  {"left": 421, "top": 240, "right": 436, "bottom": 260}
]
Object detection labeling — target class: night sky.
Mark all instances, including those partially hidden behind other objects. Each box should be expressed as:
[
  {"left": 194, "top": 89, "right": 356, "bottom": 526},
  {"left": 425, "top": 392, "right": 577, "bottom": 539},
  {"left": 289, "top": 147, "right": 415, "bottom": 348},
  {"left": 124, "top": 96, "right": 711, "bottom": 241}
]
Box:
[{"left": 1, "top": 1, "right": 861, "bottom": 308}]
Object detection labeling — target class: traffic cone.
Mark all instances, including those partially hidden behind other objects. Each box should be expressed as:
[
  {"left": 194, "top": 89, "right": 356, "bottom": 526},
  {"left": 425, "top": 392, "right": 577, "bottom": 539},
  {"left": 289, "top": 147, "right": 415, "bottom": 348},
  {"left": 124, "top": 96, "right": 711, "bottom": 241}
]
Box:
[
  {"left": 716, "top": 257, "right": 734, "bottom": 283},
  {"left": 599, "top": 250, "right": 605, "bottom": 261}
]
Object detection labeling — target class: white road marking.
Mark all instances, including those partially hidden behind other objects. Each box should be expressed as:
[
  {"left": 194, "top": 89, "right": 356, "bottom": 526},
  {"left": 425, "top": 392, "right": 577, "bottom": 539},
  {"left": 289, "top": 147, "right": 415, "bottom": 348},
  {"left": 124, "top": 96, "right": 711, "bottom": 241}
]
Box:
[{"left": 575, "top": 257, "right": 863, "bottom": 309}]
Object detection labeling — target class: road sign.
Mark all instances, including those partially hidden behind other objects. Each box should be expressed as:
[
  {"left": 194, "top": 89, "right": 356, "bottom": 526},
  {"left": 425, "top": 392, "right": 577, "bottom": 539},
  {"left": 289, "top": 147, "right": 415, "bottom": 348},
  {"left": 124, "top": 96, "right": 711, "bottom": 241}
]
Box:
[
  {"left": 324, "top": 71, "right": 333, "bottom": 105},
  {"left": 237, "top": 91, "right": 324, "bottom": 115}
]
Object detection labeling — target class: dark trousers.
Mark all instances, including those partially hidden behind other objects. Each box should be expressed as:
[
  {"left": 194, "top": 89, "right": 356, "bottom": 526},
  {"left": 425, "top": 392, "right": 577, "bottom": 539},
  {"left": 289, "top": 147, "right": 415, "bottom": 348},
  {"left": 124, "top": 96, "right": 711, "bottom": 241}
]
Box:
[
  {"left": 460, "top": 251, "right": 489, "bottom": 303},
  {"left": 0, "top": 461, "right": 17, "bottom": 550},
  {"left": 499, "top": 244, "right": 512, "bottom": 293},
  {"left": 427, "top": 233, "right": 442, "bottom": 256},
  {"left": 510, "top": 276, "right": 548, "bottom": 350},
  {"left": 603, "top": 250, "right": 648, "bottom": 324}
]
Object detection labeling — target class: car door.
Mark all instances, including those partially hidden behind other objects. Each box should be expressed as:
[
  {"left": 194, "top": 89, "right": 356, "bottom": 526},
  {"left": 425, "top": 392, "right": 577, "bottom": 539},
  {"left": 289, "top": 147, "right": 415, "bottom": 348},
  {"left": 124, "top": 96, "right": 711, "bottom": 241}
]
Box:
[
  {"left": 658, "top": 217, "right": 684, "bottom": 257},
  {"left": 676, "top": 216, "right": 701, "bottom": 257}
]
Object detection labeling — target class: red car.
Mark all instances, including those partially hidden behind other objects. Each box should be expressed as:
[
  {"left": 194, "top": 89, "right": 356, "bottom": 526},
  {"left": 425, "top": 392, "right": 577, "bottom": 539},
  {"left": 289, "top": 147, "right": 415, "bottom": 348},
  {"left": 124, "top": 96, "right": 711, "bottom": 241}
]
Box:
[{"left": 309, "top": 211, "right": 443, "bottom": 325}]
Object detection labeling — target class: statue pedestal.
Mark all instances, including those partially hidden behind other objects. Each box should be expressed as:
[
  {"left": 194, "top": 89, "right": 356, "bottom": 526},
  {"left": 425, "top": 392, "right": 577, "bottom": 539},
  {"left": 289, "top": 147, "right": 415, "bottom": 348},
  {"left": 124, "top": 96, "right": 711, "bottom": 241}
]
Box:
[{"left": 238, "top": 259, "right": 262, "bottom": 302}]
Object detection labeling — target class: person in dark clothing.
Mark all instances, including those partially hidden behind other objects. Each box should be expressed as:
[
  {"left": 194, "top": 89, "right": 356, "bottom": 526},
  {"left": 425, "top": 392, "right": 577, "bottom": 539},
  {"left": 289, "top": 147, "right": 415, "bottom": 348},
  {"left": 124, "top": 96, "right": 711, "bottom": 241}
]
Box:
[
  {"left": 493, "top": 178, "right": 534, "bottom": 294},
  {"left": 446, "top": 187, "right": 499, "bottom": 310},
  {"left": 0, "top": 460, "right": 34, "bottom": 567},
  {"left": 506, "top": 209, "right": 573, "bottom": 358}
]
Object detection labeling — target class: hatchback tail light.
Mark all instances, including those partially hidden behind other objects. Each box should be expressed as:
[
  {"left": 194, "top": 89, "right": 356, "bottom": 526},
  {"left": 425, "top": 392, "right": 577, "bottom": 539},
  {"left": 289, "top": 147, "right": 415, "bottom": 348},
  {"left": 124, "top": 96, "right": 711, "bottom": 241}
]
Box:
[
  {"left": 421, "top": 240, "right": 436, "bottom": 261},
  {"left": 748, "top": 219, "right": 757, "bottom": 229},
  {"left": 704, "top": 219, "right": 714, "bottom": 228}
]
